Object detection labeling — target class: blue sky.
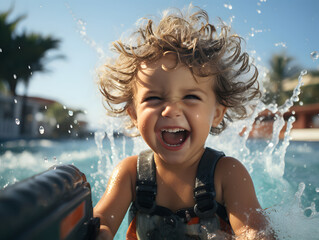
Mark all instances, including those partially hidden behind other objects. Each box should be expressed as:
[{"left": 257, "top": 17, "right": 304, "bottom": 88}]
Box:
[{"left": 1, "top": 0, "right": 318, "bottom": 128}]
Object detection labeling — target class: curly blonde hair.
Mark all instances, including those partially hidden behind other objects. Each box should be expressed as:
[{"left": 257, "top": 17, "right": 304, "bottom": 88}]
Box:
[{"left": 99, "top": 5, "right": 261, "bottom": 135}]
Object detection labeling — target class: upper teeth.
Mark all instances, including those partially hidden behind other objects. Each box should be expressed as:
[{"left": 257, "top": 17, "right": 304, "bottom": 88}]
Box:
[{"left": 161, "top": 128, "right": 185, "bottom": 133}]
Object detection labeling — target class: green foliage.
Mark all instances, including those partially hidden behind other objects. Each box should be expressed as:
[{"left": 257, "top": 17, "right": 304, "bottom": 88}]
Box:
[
  {"left": 264, "top": 52, "right": 301, "bottom": 105},
  {"left": 265, "top": 52, "right": 319, "bottom": 105},
  {"left": 289, "top": 84, "right": 319, "bottom": 105},
  {"left": 0, "top": 80, "right": 8, "bottom": 94},
  {"left": 0, "top": 8, "right": 62, "bottom": 96},
  {"left": 46, "top": 103, "right": 84, "bottom": 138}
]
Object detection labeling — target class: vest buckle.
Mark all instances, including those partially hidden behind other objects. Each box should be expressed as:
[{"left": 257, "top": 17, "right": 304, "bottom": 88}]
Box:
[
  {"left": 193, "top": 188, "right": 218, "bottom": 218},
  {"left": 135, "top": 181, "right": 157, "bottom": 214}
]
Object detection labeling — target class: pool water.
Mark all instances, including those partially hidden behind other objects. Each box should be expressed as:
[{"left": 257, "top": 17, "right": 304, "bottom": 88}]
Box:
[{"left": 1, "top": 129, "right": 319, "bottom": 239}]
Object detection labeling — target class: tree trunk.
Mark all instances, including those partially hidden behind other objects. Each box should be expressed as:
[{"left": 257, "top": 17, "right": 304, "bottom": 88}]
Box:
[{"left": 19, "top": 82, "right": 29, "bottom": 136}]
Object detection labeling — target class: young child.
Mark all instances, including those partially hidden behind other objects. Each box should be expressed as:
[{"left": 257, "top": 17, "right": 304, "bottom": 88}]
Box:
[{"left": 94, "top": 5, "right": 274, "bottom": 240}]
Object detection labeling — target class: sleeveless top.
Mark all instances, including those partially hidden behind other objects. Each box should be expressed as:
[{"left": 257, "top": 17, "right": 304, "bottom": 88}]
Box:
[{"left": 126, "top": 148, "right": 232, "bottom": 240}]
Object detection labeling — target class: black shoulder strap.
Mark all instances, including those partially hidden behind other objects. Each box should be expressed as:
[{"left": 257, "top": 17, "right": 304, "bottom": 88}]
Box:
[
  {"left": 135, "top": 149, "right": 157, "bottom": 213},
  {"left": 194, "top": 148, "right": 228, "bottom": 222}
]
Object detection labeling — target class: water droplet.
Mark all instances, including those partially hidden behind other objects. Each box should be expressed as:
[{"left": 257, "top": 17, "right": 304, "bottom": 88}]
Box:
[
  {"left": 44, "top": 105, "right": 47, "bottom": 110},
  {"left": 110, "top": 215, "right": 114, "bottom": 219},
  {"left": 14, "top": 99, "right": 17, "bottom": 104},
  {"left": 0, "top": 48, "right": 2, "bottom": 52},
  {"left": 63, "top": 105, "right": 67, "bottom": 109},
  {"left": 315, "top": 188, "right": 319, "bottom": 193},
  {"left": 274, "top": 42, "right": 287, "bottom": 48},
  {"left": 56, "top": 124, "right": 60, "bottom": 129},
  {"left": 257, "top": 9, "right": 261, "bottom": 14},
  {"left": 310, "top": 51, "right": 318, "bottom": 61},
  {"left": 292, "top": 111, "right": 295, "bottom": 115},
  {"left": 68, "top": 130, "right": 71, "bottom": 134},
  {"left": 268, "top": 142, "right": 274, "bottom": 148},
  {"left": 28, "top": 65, "right": 31, "bottom": 69},
  {"left": 223, "top": 4, "right": 232, "bottom": 10},
  {"left": 299, "top": 101, "right": 304, "bottom": 106},
  {"left": 15, "top": 118, "right": 20, "bottom": 125},
  {"left": 39, "top": 126, "right": 45, "bottom": 134},
  {"left": 68, "top": 110, "right": 73, "bottom": 116},
  {"left": 301, "top": 70, "right": 307, "bottom": 76},
  {"left": 70, "top": 124, "right": 73, "bottom": 129},
  {"left": 13, "top": 74, "right": 17, "bottom": 79}
]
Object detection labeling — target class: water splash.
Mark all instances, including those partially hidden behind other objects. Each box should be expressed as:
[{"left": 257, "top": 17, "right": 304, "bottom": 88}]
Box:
[
  {"left": 310, "top": 51, "right": 318, "bottom": 61},
  {"left": 68, "top": 110, "right": 73, "bottom": 116},
  {"left": 266, "top": 183, "right": 319, "bottom": 240},
  {"left": 65, "top": 3, "right": 105, "bottom": 60},
  {"left": 56, "top": 6, "right": 317, "bottom": 238},
  {"left": 275, "top": 42, "right": 287, "bottom": 48},
  {"left": 15, "top": 118, "right": 20, "bottom": 125},
  {"left": 39, "top": 126, "right": 44, "bottom": 134},
  {"left": 223, "top": 4, "right": 233, "bottom": 10}
]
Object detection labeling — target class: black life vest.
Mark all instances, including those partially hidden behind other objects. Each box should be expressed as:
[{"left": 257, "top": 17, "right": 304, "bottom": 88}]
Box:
[{"left": 126, "top": 147, "right": 232, "bottom": 239}]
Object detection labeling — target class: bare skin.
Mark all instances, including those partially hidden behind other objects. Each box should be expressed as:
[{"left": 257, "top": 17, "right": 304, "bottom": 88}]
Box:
[
  {"left": 94, "top": 153, "right": 272, "bottom": 239},
  {"left": 94, "top": 55, "right": 274, "bottom": 239}
]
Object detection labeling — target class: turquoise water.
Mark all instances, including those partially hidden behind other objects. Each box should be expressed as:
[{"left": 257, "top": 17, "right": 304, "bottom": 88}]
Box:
[{"left": 1, "top": 133, "right": 319, "bottom": 239}]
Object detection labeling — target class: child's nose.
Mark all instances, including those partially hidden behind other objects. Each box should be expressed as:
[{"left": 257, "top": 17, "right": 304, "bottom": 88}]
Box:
[{"left": 161, "top": 102, "right": 182, "bottom": 118}]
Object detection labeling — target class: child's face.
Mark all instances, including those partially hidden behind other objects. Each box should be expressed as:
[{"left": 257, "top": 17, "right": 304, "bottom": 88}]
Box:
[{"left": 128, "top": 54, "right": 226, "bottom": 165}]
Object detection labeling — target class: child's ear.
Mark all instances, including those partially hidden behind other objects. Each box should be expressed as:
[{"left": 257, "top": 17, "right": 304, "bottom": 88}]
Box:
[
  {"left": 127, "top": 105, "right": 138, "bottom": 126},
  {"left": 212, "top": 104, "right": 227, "bottom": 127}
]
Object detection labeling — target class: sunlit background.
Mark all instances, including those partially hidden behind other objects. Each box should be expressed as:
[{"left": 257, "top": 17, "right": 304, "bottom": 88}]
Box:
[
  {"left": 1, "top": 1, "right": 319, "bottom": 239},
  {"left": 1, "top": 0, "right": 318, "bottom": 134}
]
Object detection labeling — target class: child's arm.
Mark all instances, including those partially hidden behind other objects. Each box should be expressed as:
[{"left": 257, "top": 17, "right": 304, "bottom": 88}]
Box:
[
  {"left": 216, "top": 157, "right": 275, "bottom": 239},
  {"left": 94, "top": 156, "right": 137, "bottom": 240}
]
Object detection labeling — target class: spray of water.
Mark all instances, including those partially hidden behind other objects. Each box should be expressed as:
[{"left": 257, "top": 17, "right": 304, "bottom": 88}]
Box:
[
  {"left": 66, "top": 5, "right": 319, "bottom": 239},
  {"left": 90, "top": 65, "right": 319, "bottom": 239}
]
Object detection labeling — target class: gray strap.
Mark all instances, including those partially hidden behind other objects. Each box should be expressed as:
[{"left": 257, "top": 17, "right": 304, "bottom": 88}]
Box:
[
  {"left": 135, "top": 149, "right": 157, "bottom": 213},
  {"left": 137, "top": 149, "right": 156, "bottom": 182},
  {"left": 194, "top": 148, "right": 225, "bottom": 218}
]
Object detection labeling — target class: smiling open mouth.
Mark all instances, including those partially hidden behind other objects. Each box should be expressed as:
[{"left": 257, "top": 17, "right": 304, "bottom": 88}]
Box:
[{"left": 161, "top": 128, "right": 190, "bottom": 146}]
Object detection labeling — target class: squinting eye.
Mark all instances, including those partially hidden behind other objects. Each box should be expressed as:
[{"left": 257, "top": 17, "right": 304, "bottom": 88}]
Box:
[
  {"left": 143, "top": 96, "right": 161, "bottom": 102},
  {"left": 184, "top": 95, "right": 200, "bottom": 100}
]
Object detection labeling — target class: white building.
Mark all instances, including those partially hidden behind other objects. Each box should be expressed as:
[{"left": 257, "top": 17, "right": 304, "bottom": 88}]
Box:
[{"left": 0, "top": 94, "right": 56, "bottom": 140}]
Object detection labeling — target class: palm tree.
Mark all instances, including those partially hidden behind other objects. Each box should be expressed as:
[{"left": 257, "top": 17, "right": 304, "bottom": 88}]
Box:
[
  {"left": 15, "top": 32, "right": 63, "bottom": 134},
  {"left": 14, "top": 32, "right": 62, "bottom": 93},
  {"left": 265, "top": 52, "right": 300, "bottom": 105},
  {"left": 0, "top": 8, "right": 26, "bottom": 95},
  {"left": 0, "top": 8, "right": 63, "bottom": 135},
  {"left": 0, "top": 9, "right": 62, "bottom": 96}
]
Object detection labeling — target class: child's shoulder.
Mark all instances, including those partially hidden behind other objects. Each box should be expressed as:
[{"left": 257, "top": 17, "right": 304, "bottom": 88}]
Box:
[
  {"left": 216, "top": 156, "right": 247, "bottom": 173},
  {"left": 215, "top": 155, "right": 256, "bottom": 203},
  {"left": 116, "top": 155, "right": 138, "bottom": 175},
  {"left": 215, "top": 156, "right": 251, "bottom": 184},
  {"left": 111, "top": 155, "right": 138, "bottom": 192}
]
